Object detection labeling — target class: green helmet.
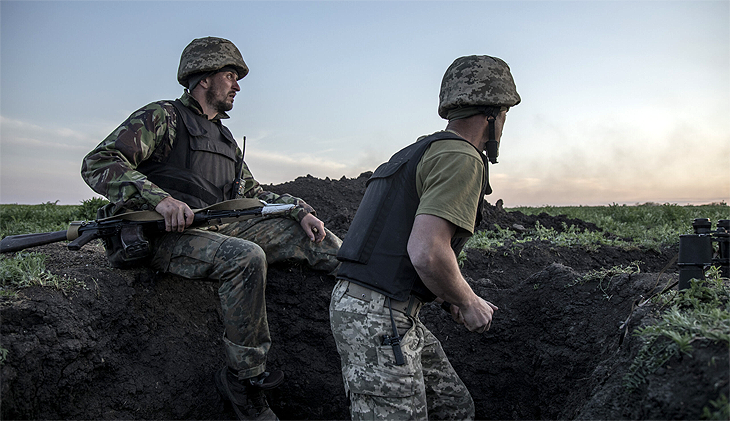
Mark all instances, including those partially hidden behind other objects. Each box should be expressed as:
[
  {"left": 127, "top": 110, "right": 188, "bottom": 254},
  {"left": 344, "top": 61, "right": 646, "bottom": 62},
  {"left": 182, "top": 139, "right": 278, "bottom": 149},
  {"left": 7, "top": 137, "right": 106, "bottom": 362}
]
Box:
[
  {"left": 177, "top": 37, "right": 249, "bottom": 88},
  {"left": 438, "top": 55, "right": 521, "bottom": 119}
]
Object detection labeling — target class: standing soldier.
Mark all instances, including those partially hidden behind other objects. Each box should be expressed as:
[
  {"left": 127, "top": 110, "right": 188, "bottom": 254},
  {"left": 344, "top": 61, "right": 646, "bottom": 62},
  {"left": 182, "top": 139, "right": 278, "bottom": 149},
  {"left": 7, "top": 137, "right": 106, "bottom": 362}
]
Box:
[
  {"left": 330, "top": 55, "right": 520, "bottom": 419},
  {"left": 81, "top": 37, "right": 341, "bottom": 421}
]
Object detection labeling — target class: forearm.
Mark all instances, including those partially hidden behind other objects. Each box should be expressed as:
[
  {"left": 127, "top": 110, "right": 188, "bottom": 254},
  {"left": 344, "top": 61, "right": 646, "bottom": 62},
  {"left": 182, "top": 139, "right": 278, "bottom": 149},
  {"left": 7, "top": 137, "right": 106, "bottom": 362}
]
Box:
[
  {"left": 408, "top": 214, "right": 496, "bottom": 331},
  {"left": 410, "top": 235, "right": 478, "bottom": 307}
]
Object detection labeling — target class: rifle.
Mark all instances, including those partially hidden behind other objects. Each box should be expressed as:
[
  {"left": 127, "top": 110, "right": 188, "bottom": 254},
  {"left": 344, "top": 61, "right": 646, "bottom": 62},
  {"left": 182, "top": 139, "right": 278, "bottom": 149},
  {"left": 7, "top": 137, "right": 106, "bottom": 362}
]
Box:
[{"left": 0, "top": 198, "right": 295, "bottom": 255}]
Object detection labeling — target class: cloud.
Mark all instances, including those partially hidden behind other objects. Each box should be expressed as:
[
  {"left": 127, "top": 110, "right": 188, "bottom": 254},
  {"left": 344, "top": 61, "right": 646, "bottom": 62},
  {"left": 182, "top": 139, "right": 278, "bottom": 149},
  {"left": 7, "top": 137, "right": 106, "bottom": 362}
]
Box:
[
  {"left": 0, "top": 116, "right": 95, "bottom": 150},
  {"left": 242, "top": 128, "right": 399, "bottom": 184},
  {"left": 245, "top": 149, "right": 353, "bottom": 185}
]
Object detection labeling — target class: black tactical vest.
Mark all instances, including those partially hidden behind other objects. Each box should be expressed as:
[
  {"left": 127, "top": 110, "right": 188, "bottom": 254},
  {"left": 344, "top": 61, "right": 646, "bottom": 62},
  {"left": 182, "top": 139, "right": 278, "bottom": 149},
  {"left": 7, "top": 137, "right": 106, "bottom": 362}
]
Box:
[
  {"left": 337, "top": 132, "right": 490, "bottom": 302},
  {"left": 136, "top": 100, "right": 243, "bottom": 209}
]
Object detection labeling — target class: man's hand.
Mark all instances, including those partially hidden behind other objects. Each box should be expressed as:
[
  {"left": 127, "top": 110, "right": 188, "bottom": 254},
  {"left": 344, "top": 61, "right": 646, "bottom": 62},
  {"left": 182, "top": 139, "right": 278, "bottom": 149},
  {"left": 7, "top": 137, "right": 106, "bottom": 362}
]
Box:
[
  {"left": 300, "top": 213, "right": 326, "bottom": 243},
  {"left": 155, "top": 196, "right": 194, "bottom": 232},
  {"left": 409, "top": 214, "right": 498, "bottom": 333},
  {"left": 448, "top": 298, "right": 498, "bottom": 333}
]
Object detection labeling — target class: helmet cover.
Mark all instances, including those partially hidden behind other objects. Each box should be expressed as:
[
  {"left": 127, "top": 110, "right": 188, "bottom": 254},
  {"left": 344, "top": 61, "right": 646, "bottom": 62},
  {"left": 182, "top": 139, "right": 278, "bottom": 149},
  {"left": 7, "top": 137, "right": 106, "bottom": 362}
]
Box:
[
  {"left": 438, "top": 55, "right": 520, "bottom": 119},
  {"left": 177, "top": 37, "right": 249, "bottom": 87}
]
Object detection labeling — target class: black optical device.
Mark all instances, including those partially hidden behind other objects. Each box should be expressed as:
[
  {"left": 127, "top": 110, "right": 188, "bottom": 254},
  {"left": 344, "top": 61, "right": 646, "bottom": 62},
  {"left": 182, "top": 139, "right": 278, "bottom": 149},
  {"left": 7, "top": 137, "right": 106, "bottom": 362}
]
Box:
[{"left": 678, "top": 218, "right": 729, "bottom": 290}]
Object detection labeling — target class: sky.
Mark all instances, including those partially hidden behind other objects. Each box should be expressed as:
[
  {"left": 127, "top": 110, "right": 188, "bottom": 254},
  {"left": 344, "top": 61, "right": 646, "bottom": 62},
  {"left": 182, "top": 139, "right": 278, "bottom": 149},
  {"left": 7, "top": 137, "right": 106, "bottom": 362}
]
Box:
[{"left": 1, "top": 0, "right": 728, "bottom": 207}]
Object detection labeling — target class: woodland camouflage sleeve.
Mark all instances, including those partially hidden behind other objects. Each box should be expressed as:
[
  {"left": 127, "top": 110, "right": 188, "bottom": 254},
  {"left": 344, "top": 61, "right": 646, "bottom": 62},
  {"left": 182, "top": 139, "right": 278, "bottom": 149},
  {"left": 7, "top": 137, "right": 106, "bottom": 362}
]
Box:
[
  {"left": 81, "top": 102, "right": 176, "bottom": 213},
  {"left": 238, "top": 161, "right": 316, "bottom": 223}
]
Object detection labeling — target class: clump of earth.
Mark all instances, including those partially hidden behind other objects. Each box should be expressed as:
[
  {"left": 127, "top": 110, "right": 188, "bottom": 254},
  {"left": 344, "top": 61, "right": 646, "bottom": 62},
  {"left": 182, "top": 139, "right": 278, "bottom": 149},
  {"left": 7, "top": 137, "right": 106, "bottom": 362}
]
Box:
[{"left": 1, "top": 173, "right": 727, "bottom": 420}]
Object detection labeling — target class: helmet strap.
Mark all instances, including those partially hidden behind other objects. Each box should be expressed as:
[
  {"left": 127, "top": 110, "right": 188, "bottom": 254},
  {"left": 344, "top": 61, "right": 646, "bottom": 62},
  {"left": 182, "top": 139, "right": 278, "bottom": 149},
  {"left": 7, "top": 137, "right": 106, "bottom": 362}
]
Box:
[
  {"left": 485, "top": 114, "right": 499, "bottom": 164},
  {"left": 187, "top": 71, "right": 214, "bottom": 92}
]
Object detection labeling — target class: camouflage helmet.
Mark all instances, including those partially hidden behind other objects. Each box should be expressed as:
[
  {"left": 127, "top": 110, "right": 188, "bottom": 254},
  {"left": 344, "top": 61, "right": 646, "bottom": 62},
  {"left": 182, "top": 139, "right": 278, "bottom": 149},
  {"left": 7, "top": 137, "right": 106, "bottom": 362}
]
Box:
[
  {"left": 177, "top": 37, "right": 249, "bottom": 88},
  {"left": 438, "top": 55, "right": 521, "bottom": 119}
]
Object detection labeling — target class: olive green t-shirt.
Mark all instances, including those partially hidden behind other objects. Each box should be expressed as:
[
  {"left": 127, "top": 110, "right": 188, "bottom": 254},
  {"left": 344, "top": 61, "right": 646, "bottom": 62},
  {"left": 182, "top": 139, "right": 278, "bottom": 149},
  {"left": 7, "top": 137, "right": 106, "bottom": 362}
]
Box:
[{"left": 415, "top": 137, "right": 485, "bottom": 236}]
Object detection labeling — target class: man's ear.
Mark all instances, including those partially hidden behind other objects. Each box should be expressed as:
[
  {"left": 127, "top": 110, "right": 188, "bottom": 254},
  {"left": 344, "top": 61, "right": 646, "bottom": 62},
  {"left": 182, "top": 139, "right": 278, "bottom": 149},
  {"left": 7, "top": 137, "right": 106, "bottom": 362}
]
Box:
[{"left": 197, "top": 76, "right": 211, "bottom": 90}]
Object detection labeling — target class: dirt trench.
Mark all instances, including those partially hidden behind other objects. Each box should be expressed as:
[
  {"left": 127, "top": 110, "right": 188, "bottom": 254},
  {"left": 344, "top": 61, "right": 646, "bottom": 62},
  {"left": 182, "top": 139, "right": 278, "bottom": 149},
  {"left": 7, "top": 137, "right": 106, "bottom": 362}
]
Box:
[{"left": 1, "top": 174, "right": 727, "bottom": 420}]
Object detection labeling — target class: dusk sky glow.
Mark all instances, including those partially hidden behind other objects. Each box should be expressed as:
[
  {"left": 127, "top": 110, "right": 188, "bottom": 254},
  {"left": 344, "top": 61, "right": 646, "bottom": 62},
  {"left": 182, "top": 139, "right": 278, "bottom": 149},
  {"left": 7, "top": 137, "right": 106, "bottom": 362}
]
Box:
[{"left": 1, "top": 1, "right": 728, "bottom": 207}]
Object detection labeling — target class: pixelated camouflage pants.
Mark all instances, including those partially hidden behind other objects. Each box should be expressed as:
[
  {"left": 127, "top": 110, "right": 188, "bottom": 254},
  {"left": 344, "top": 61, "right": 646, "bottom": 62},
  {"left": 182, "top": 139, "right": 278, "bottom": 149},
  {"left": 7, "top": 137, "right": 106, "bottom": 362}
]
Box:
[
  {"left": 329, "top": 280, "right": 475, "bottom": 420},
  {"left": 150, "top": 216, "right": 341, "bottom": 379}
]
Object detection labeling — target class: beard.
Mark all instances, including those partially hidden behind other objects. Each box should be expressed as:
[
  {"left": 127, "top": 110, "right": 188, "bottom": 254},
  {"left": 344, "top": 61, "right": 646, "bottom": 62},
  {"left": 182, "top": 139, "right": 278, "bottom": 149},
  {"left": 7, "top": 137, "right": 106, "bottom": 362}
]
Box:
[{"left": 205, "top": 85, "right": 234, "bottom": 113}]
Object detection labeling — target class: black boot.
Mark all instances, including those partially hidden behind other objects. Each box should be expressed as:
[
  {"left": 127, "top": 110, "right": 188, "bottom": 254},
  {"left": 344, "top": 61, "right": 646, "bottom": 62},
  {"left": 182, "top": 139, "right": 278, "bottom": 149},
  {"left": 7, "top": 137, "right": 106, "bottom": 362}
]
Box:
[
  {"left": 215, "top": 366, "right": 284, "bottom": 420},
  {"left": 246, "top": 370, "right": 285, "bottom": 389}
]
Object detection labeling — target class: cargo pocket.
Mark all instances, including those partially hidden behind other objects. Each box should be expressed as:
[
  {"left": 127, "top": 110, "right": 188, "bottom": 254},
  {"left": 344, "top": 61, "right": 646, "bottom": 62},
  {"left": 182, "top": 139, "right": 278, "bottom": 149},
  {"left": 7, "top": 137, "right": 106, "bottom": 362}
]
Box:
[
  {"left": 343, "top": 312, "right": 421, "bottom": 398},
  {"left": 344, "top": 361, "right": 416, "bottom": 398}
]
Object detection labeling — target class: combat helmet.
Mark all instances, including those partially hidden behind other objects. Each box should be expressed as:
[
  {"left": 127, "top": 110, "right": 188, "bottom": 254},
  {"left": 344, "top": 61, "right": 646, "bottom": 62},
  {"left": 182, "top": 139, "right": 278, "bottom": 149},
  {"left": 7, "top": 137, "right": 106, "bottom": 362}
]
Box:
[
  {"left": 438, "top": 55, "right": 520, "bottom": 119},
  {"left": 177, "top": 37, "right": 249, "bottom": 88}
]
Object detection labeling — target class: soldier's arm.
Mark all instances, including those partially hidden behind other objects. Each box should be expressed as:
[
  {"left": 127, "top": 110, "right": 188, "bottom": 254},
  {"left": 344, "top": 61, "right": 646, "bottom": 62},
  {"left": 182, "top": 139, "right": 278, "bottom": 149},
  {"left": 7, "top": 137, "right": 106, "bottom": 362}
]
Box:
[
  {"left": 407, "top": 214, "right": 497, "bottom": 333},
  {"left": 81, "top": 102, "right": 175, "bottom": 213}
]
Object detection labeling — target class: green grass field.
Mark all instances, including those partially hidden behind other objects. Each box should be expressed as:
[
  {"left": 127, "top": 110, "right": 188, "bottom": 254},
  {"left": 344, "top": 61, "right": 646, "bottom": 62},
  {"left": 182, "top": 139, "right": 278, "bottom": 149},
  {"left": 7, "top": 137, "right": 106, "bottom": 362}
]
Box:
[
  {"left": 0, "top": 198, "right": 109, "bottom": 238},
  {"left": 467, "top": 202, "right": 729, "bottom": 252},
  {"left": 511, "top": 202, "right": 729, "bottom": 241}
]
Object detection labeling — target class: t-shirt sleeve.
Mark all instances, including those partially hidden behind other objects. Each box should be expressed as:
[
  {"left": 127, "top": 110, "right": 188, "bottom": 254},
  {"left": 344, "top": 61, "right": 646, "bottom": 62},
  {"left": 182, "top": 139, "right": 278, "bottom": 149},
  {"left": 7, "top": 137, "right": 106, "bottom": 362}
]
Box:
[{"left": 415, "top": 140, "right": 485, "bottom": 236}]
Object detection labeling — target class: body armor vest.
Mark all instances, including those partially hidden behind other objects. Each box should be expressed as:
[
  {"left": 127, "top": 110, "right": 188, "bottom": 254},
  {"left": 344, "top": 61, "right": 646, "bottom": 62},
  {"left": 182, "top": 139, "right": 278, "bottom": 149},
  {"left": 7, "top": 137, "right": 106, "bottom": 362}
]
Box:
[
  {"left": 137, "top": 99, "right": 242, "bottom": 209},
  {"left": 337, "top": 132, "right": 490, "bottom": 302}
]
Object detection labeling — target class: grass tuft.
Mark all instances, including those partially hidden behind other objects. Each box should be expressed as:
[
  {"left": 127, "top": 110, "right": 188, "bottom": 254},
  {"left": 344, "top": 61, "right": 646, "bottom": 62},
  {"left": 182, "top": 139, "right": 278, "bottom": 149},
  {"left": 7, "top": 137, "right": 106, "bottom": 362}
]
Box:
[
  {"left": 623, "top": 272, "right": 730, "bottom": 393},
  {"left": 565, "top": 262, "right": 642, "bottom": 300},
  {"left": 0, "top": 251, "right": 82, "bottom": 292},
  {"left": 701, "top": 394, "right": 729, "bottom": 420}
]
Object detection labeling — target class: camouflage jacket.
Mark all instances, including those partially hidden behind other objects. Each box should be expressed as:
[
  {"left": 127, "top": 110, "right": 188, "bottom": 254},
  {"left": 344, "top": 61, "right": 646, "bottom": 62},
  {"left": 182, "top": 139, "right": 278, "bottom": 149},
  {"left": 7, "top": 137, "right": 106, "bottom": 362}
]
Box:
[{"left": 81, "top": 92, "right": 315, "bottom": 222}]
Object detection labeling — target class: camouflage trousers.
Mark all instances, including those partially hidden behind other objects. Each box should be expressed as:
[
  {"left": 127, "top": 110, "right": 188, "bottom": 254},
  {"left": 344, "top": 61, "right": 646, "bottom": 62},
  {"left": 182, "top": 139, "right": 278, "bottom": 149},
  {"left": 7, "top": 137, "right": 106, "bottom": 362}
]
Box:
[
  {"left": 150, "top": 216, "right": 341, "bottom": 379},
  {"left": 329, "top": 280, "right": 474, "bottom": 420}
]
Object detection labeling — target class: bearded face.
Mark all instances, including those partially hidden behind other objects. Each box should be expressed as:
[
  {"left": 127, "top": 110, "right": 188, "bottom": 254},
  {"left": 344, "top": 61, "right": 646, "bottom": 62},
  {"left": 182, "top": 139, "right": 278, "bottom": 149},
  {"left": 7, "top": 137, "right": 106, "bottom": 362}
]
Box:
[{"left": 204, "top": 71, "right": 239, "bottom": 114}]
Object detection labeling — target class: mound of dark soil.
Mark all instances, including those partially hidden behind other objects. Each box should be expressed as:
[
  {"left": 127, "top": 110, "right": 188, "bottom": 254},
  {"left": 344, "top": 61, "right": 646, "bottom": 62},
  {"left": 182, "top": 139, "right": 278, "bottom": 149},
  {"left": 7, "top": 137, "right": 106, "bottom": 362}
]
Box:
[{"left": 1, "top": 174, "right": 727, "bottom": 420}]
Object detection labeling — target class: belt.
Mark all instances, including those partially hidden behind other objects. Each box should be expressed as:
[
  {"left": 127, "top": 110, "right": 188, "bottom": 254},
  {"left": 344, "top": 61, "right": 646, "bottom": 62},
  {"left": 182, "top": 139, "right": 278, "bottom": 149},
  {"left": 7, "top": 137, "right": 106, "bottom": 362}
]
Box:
[{"left": 343, "top": 281, "right": 423, "bottom": 317}]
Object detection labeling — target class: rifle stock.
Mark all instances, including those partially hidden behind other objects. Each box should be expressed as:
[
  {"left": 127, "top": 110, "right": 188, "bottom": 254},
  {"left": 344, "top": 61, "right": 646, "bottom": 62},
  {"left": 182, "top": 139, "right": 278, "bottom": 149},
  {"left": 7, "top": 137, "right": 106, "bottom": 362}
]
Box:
[{"left": 0, "top": 201, "right": 295, "bottom": 254}]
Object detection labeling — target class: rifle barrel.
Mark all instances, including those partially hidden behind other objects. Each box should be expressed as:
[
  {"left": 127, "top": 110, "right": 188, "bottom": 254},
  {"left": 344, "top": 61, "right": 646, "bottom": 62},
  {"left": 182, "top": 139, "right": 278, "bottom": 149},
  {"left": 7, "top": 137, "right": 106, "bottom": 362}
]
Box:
[{"left": 0, "top": 230, "right": 68, "bottom": 253}]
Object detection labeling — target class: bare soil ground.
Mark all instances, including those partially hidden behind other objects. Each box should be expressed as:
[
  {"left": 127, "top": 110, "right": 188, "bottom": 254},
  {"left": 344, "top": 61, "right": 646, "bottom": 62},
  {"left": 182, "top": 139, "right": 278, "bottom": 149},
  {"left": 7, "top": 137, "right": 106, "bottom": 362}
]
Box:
[{"left": 1, "top": 173, "right": 728, "bottom": 420}]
